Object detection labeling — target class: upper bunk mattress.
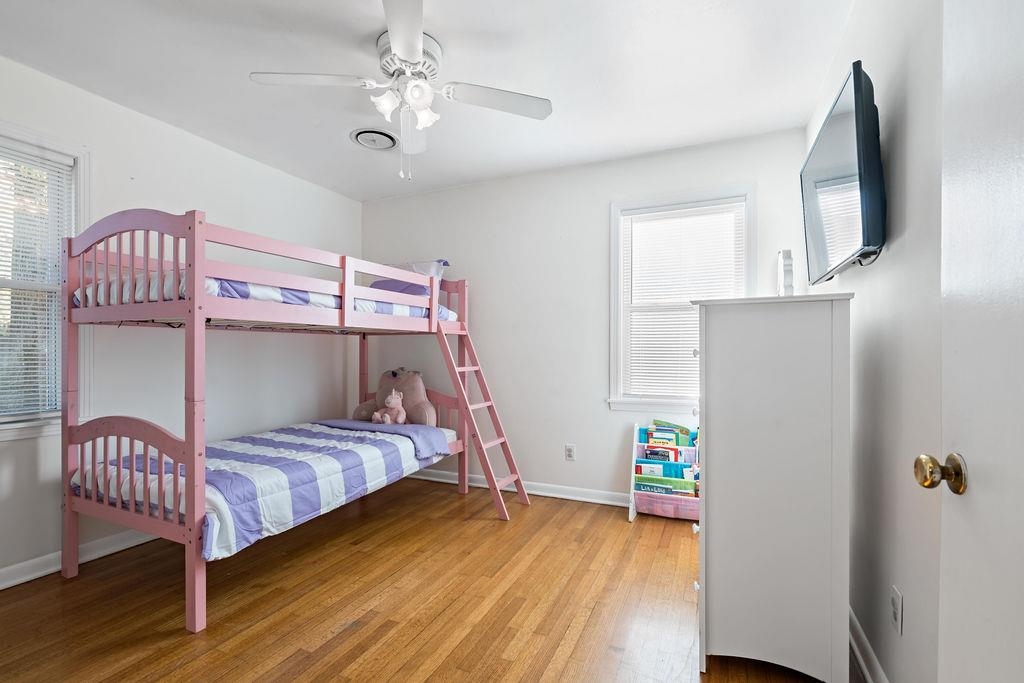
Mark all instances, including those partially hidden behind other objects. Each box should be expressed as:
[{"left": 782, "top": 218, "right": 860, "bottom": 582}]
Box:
[
  {"left": 72, "top": 421, "right": 455, "bottom": 560},
  {"left": 73, "top": 273, "right": 458, "bottom": 321}
]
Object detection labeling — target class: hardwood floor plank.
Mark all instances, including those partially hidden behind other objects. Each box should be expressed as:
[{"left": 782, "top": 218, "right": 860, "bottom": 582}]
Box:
[{"left": 0, "top": 480, "right": 821, "bottom": 682}]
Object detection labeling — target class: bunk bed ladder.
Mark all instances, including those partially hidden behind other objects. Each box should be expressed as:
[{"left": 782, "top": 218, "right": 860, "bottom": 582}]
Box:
[{"left": 437, "top": 330, "right": 530, "bottom": 520}]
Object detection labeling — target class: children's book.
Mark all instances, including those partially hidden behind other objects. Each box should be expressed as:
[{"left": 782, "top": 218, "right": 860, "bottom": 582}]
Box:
[
  {"left": 635, "top": 458, "right": 686, "bottom": 479},
  {"left": 643, "top": 445, "right": 682, "bottom": 462},
  {"left": 635, "top": 475, "right": 697, "bottom": 493},
  {"left": 652, "top": 419, "right": 691, "bottom": 436},
  {"left": 635, "top": 482, "right": 675, "bottom": 495}
]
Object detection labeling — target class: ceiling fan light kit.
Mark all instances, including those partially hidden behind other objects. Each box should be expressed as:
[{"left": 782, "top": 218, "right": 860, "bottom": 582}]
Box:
[
  {"left": 249, "top": 0, "right": 553, "bottom": 180},
  {"left": 404, "top": 79, "right": 432, "bottom": 105},
  {"left": 413, "top": 105, "right": 440, "bottom": 131},
  {"left": 370, "top": 89, "right": 402, "bottom": 122}
]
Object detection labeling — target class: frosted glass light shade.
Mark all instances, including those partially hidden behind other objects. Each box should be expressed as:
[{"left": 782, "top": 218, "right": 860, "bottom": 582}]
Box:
[
  {"left": 404, "top": 79, "right": 434, "bottom": 111},
  {"left": 414, "top": 107, "right": 440, "bottom": 130},
  {"left": 371, "top": 89, "right": 402, "bottom": 122}
]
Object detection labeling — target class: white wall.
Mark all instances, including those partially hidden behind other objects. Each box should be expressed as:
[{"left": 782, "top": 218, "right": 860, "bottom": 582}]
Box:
[
  {"left": 805, "top": 2, "right": 942, "bottom": 682},
  {"left": 0, "top": 56, "right": 361, "bottom": 577},
  {"left": 361, "top": 129, "right": 807, "bottom": 499}
]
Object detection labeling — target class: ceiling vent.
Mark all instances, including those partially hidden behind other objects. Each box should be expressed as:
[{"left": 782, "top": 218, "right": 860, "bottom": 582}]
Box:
[{"left": 350, "top": 128, "right": 397, "bottom": 151}]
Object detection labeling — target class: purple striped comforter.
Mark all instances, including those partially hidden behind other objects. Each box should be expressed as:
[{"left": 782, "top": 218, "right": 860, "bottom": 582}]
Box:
[
  {"left": 71, "top": 422, "right": 453, "bottom": 560},
  {"left": 72, "top": 272, "right": 458, "bottom": 320}
]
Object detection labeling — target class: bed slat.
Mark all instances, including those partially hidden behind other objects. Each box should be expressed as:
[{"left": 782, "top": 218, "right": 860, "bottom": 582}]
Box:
[
  {"left": 173, "top": 460, "right": 180, "bottom": 524},
  {"left": 129, "top": 439, "right": 136, "bottom": 513},
  {"left": 103, "top": 436, "right": 111, "bottom": 505},
  {"left": 79, "top": 441, "right": 86, "bottom": 500},
  {"left": 173, "top": 237, "right": 180, "bottom": 305},
  {"left": 117, "top": 234, "right": 123, "bottom": 307},
  {"left": 158, "top": 452, "right": 166, "bottom": 521},
  {"left": 78, "top": 253, "right": 85, "bottom": 309},
  {"left": 98, "top": 240, "right": 106, "bottom": 306},
  {"left": 129, "top": 231, "right": 136, "bottom": 304},
  {"left": 158, "top": 234, "right": 165, "bottom": 303},
  {"left": 88, "top": 245, "right": 96, "bottom": 307},
  {"left": 143, "top": 445, "right": 151, "bottom": 517},
  {"left": 86, "top": 439, "right": 94, "bottom": 501},
  {"left": 143, "top": 231, "right": 151, "bottom": 303},
  {"left": 117, "top": 435, "right": 123, "bottom": 509}
]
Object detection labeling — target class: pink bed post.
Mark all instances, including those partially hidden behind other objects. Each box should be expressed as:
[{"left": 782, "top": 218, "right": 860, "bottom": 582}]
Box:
[
  {"left": 184, "top": 210, "right": 207, "bottom": 632},
  {"left": 358, "top": 333, "right": 369, "bottom": 404},
  {"left": 340, "top": 255, "right": 352, "bottom": 329},
  {"left": 60, "top": 238, "right": 80, "bottom": 578},
  {"left": 456, "top": 281, "right": 469, "bottom": 495},
  {"left": 427, "top": 276, "right": 439, "bottom": 333}
]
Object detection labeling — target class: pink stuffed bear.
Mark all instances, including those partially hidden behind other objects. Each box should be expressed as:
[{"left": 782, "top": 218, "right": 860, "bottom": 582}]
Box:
[
  {"left": 353, "top": 367, "right": 437, "bottom": 427},
  {"left": 371, "top": 388, "right": 407, "bottom": 425}
]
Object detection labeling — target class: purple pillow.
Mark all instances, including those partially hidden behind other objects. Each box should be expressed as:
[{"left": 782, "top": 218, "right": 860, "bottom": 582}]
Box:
[{"left": 369, "top": 278, "right": 430, "bottom": 296}]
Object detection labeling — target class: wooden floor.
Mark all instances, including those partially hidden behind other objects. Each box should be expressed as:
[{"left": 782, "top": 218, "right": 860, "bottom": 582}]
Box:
[{"left": 0, "top": 480, "right": 819, "bottom": 682}]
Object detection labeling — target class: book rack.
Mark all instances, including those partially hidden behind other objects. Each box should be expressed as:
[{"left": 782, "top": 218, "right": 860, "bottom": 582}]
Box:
[{"left": 627, "top": 422, "right": 700, "bottom": 522}]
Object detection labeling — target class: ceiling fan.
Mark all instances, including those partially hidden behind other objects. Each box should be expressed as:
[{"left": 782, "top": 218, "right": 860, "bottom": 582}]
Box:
[{"left": 250, "top": 0, "right": 553, "bottom": 179}]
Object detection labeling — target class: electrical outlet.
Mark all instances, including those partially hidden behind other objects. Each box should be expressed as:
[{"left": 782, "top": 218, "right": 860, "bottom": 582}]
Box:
[
  {"left": 890, "top": 585, "right": 904, "bottom": 635},
  {"left": 564, "top": 443, "right": 577, "bottom": 461}
]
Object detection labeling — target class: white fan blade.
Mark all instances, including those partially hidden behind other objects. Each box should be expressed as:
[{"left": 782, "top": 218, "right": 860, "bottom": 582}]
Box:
[
  {"left": 382, "top": 0, "right": 423, "bottom": 63},
  {"left": 441, "top": 82, "right": 552, "bottom": 120},
  {"left": 249, "top": 72, "right": 379, "bottom": 88},
  {"left": 400, "top": 108, "right": 427, "bottom": 154}
]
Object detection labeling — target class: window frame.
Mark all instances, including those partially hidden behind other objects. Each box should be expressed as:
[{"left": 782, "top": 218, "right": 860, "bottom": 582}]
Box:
[
  {"left": 0, "top": 121, "right": 90, "bottom": 438},
  {"left": 608, "top": 188, "right": 756, "bottom": 412}
]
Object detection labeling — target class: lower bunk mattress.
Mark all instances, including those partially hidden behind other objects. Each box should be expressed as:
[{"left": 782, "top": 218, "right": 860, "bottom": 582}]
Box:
[{"left": 71, "top": 420, "right": 454, "bottom": 560}]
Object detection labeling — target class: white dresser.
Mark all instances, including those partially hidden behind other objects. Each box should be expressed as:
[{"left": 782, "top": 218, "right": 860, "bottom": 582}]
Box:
[{"left": 694, "top": 294, "right": 851, "bottom": 682}]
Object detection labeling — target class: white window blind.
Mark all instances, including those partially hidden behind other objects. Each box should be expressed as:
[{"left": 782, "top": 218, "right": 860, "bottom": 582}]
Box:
[
  {"left": 617, "top": 198, "right": 747, "bottom": 402},
  {"left": 815, "top": 178, "right": 862, "bottom": 271},
  {"left": 0, "top": 140, "right": 75, "bottom": 421}
]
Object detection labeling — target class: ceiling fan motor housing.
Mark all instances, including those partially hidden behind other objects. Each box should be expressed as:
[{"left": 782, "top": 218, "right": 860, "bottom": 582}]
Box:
[{"left": 377, "top": 31, "right": 443, "bottom": 81}]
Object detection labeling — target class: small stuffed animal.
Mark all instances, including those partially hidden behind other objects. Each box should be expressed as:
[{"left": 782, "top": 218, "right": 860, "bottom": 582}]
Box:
[
  {"left": 354, "top": 367, "right": 437, "bottom": 426},
  {"left": 371, "top": 388, "right": 407, "bottom": 425}
]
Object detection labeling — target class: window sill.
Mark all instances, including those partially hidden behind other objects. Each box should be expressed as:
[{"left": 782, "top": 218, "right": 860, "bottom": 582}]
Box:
[
  {"left": 0, "top": 417, "right": 61, "bottom": 443},
  {"left": 607, "top": 397, "right": 699, "bottom": 414}
]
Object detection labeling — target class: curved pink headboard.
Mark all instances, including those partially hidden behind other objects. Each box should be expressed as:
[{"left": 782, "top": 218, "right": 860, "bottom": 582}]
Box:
[
  {"left": 70, "top": 415, "right": 186, "bottom": 462},
  {"left": 70, "top": 209, "right": 193, "bottom": 257}
]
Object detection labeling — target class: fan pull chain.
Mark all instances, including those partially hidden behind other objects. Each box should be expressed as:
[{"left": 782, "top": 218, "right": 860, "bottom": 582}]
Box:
[{"left": 399, "top": 151, "right": 413, "bottom": 180}]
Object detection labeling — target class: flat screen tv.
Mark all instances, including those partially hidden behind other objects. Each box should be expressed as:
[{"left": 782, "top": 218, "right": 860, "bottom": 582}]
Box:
[{"left": 801, "top": 60, "right": 886, "bottom": 285}]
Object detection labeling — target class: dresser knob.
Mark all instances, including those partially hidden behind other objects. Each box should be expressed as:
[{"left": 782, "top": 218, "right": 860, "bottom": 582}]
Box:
[
  {"left": 692, "top": 523, "right": 700, "bottom": 534},
  {"left": 693, "top": 581, "right": 701, "bottom": 592}
]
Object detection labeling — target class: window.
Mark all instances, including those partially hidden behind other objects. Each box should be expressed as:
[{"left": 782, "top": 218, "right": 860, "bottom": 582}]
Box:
[
  {"left": 0, "top": 137, "right": 75, "bottom": 422},
  {"left": 610, "top": 195, "right": 752, "bottom": 410}
]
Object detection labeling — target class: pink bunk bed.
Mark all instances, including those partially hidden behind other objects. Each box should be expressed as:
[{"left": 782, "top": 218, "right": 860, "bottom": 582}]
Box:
[{"left": 60, "top": 208, "right": 528, "bottom": 632}]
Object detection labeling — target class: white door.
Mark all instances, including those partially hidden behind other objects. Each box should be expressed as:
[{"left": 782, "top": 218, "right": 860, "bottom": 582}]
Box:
[{"left": 938, "top": 1, "right": 1024, "bottom": 679}]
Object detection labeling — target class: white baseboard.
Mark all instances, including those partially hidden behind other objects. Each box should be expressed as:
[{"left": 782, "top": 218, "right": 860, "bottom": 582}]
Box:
[
  {"left": 0, "top": 530, "right": 154, "bottom": 591},
  {"left": 850, "top": 607, "right": 891, "bottom": 683},
  {"left": 409, "top": 470, "right": 630, "bottom": 508}
]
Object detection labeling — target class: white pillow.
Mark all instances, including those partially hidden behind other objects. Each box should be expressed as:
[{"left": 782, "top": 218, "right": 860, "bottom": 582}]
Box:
[{"left": 394, "top": 259, "right": 449, "bottom": 280}]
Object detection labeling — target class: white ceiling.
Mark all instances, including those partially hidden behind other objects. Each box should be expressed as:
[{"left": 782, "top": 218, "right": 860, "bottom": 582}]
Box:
[{"left": 0, "top": 0, "right": 852, "bottom": 201}]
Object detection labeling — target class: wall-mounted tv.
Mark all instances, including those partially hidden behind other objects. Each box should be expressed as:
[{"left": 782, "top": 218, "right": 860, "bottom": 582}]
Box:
[{"left": 801, "top": 60, "right": 886, "bottom": 285}]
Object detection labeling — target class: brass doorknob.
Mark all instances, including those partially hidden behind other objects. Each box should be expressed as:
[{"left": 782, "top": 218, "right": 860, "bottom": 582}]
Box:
[{"left": 914, "top": 453, "right": 968, "bottom": 495}]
